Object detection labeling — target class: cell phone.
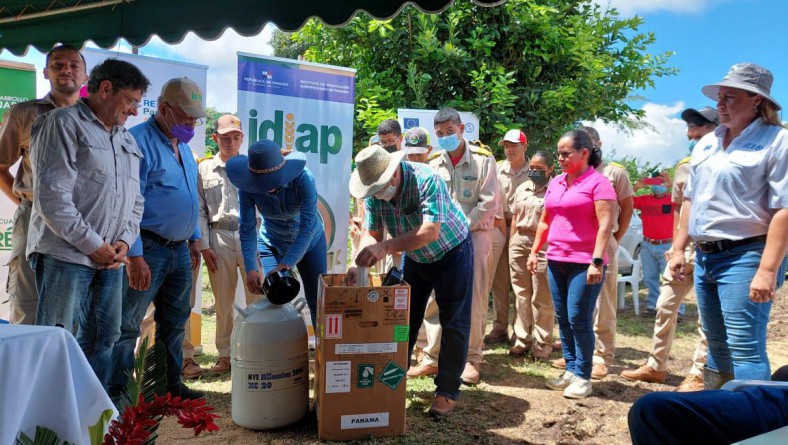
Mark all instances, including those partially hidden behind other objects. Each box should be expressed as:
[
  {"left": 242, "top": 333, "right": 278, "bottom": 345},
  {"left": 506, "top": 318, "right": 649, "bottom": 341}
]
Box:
[{"left": 644, "top": 177, "right": 662, "bottom": 185}]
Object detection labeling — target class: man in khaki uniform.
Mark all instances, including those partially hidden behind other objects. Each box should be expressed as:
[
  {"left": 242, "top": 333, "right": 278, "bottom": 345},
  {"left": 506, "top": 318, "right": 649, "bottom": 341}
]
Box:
[
  {"left": 552, "top": 126, "right": 634, "bottom": 379},
  {"left": 0, "top": 45, "right": 87, "bottom": 324},
  {"left": 621, "top": 107, "right": 715, "bottom": 391},
  {"left": 408, "top": 108, "right": 498, "bottom": 385},
  {"left": 195, "top": 114, "right": 258, "bottom": 374},
  {"left": 485, "top": 130, "right": 530, "bottom": 348}
]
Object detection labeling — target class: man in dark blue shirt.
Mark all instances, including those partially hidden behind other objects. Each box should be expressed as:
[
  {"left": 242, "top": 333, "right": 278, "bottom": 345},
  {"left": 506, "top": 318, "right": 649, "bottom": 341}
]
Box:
[{"left": 107, "top": 77, "right": 205, "bottom": 402}]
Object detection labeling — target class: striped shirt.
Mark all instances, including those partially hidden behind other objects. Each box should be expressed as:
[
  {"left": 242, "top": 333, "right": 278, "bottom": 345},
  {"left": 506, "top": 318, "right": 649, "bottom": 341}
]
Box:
[{"left": 364, "top": 161, "right": 469, "bottom": 263}]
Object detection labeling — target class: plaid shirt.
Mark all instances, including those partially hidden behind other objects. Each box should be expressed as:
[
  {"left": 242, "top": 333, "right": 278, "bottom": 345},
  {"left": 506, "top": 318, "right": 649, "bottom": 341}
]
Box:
[{"left": 364, "top": 161, "right": 469, "bottom": 263}]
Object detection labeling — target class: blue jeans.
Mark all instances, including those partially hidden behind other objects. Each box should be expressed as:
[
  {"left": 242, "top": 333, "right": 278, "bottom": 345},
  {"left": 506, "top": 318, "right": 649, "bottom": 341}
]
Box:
[
  {"left": 547, "top": 260, "right": 605, "bottom": 380},
  {"left": 107, "top": 238, "right": 193, "bottom": 399},
  {"left": 258, "top": 233, "right": 326, "bottom": 326},
  {"left": 641, "top": 242, "right": 683, "bottom": 314},
  {"left": 694, "top": 240, "right": 787, "bottom": 380},
  {"left": 32, "top": 253, "right": 122, "bottom": 387},
  {"left": 405, "top": 235, "right": 473, "bottom": 401},
  {"left": 629, "top": 387, "right": 788, "bottom": 445}
]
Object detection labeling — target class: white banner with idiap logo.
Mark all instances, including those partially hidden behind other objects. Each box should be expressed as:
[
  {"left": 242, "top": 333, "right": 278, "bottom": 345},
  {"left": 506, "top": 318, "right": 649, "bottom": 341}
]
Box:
[
  {"left": 236, "top": 52, "right": 355, "bottom": 276},
  {"left": 397, "top": 108, "right": 480, "bottom": 145}
]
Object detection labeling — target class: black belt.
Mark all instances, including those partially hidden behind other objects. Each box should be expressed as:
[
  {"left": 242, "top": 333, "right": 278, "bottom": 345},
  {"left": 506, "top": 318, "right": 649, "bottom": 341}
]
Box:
[
  {"left": 644, "top": 237, "right": 673, "bottom": 245},
  {"left": 140, "top": 229, "right": 187, "bottom": 248},
  {"left": 209, "top": 221, "right": 239, "bottom": 231},
  {"left": 696, "top": 235, "right": 766, "bottom": 254}
]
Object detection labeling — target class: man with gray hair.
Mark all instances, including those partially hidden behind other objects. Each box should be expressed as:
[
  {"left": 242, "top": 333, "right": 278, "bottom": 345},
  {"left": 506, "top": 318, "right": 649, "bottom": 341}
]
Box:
[{"left": 28, "top": 58, "right": 148, "bottom": 385}]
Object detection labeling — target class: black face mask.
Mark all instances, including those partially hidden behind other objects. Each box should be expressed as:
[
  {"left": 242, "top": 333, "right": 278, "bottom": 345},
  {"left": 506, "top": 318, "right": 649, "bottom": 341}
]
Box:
[
  {"left": 527, "top": 170, "right": 550, "bottom": 187},
  {"left": 382, "top": 145, "right": 398, "bottom": 153}
]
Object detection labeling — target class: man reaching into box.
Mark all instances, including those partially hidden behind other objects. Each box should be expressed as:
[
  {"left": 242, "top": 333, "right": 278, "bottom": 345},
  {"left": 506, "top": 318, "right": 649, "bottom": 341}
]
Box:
[{"left": 348, "top": 145, "right": 473, "bottom": 417}]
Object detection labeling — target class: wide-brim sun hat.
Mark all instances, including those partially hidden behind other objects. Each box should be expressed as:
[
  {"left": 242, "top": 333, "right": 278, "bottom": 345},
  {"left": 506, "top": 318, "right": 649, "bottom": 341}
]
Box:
[
  {"left": 702, "top": 63, "right": 781, "bottom": 110},
  {"left": 226, "top": 139, "right": 306, "bottom": 194},
  {"left": 349, "top": 145, "right": 406, "bottom": 199}
]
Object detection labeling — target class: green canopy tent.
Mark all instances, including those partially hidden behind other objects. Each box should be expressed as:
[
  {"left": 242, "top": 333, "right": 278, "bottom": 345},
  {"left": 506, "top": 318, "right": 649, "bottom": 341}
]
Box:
[{"left": 0, "top": 0, "right": 503, "bottom": 56}]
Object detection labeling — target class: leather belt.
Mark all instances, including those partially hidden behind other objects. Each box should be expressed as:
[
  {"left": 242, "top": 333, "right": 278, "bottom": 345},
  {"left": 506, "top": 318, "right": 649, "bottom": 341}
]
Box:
[
  {"left": 644, "top": 237, "right": 672, "bottom": 245},
  {"left": 140, "top": 229, "right": 186, "bottom": 248},
  {"left": 209, "top": 221, "right": 240, "bottom": 231},
  {"left": 696, "top": 235, "right": 767, "bottom": 254}
]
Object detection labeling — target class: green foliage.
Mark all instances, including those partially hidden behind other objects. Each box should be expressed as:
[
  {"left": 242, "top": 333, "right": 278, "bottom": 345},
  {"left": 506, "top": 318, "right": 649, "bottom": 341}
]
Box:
[
  {"left": 203, "top": 107, "right": 223, "bottom": 156},
  {"left": 15, "top": 427, "right": 73, "bottom": 445},
  {"left": 118, "top": 337, "right": 167, "bottom": 444},
  {"left": 88, "top": 409, "right": 115, "bottom": 445},
  {"left": 270, "top": 0, "right": 675, "bottom": 159}
]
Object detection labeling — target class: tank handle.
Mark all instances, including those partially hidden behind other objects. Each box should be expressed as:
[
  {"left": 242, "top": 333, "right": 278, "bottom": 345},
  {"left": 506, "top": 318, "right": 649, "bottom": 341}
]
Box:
[{"left": 292, "top": 297, "right": 307, "bottom": 313}]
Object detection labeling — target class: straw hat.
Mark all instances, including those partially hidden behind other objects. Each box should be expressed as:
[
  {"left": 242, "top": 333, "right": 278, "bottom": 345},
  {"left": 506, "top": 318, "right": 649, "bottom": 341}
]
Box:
[{"left": 349, "top": 145, "right": 405, "bottom": 199}]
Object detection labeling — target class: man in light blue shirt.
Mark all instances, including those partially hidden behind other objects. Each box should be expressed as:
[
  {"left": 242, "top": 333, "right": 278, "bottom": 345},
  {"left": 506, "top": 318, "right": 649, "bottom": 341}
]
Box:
[{"left": 107, "top": 77, "right": 206, "bottom": 402}]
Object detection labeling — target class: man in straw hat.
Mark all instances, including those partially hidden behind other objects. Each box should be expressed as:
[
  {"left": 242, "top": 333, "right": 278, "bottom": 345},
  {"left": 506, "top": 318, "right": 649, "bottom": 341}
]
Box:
[
  {"left": 226, "top": 139, "right": 326, "bottom": 325},
  {"left": 349, "top": 145, "right": 473, "bottom": 417}
]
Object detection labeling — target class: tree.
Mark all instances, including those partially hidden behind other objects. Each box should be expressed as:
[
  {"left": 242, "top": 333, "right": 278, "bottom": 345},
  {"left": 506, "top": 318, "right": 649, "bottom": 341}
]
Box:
[
  {"left": 270, "top": 0, "right": 675, "bottom": 158},
  {"left": 203, "top": 107, "right": 223, "bottom": 156}
]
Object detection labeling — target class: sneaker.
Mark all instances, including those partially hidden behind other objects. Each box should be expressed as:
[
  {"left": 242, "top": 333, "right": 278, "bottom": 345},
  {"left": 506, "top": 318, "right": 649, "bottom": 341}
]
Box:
[
  {"left": 551, "top": 358, "right": 567, "bottom": 369},
  {"left": 591, "top": 363, "right": 609, "bottom": 380},
  {"left": 621, "top": 364, "right": 667, "bottom": 383},
  {"left": 407, "top": 361, "right": 438, "bottom": 378},
  {"left": 428, "top": 395, "right": 457, "bottom": 417},
  {"left": 169, "top": 383, "right": 205, "bottom": 400},
  {"left": 563, "top": 377, "right": 592, "bottom": 399},
  {"left": 483, "top": 328, "right": 509, "bottom": 343},
  {"left": 209, "top": 356, "right": 231, "bottom": 374},
  {"left": 181, "top": 358, "right": 204, "bottom": 379},
  {"left": 546, "top": 371, "right": 575, "bottom": 390},
  {"left": 461, "top": 362, "right": 480, "bottom": 385},
  {"left": 675, "top": 374, "right": 705, "bottom": 392}
]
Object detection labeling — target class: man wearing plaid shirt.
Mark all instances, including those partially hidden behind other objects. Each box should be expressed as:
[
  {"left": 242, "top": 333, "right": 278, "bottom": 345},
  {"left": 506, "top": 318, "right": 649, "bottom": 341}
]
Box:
[{"left": 349, "top": 145, "right": 473, "bottom": 418}]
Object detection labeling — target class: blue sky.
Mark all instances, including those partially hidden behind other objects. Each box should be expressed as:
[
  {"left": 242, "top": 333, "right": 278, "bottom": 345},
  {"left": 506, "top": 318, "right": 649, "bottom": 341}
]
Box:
[{"left": 2, "top": 0, "right": 786, "bottom": 168}]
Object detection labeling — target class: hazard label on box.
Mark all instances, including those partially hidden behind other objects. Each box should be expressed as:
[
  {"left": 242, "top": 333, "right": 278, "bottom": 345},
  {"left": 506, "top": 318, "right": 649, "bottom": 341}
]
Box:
[
  {"left": 394, "top": 289, "right": 408, "bottom": 310},
  {"left": 378, "top": 361, "right": 406, "bottom": 390},
  {"left": 325, "top": 313, "right": 342, "bottom": 339}
]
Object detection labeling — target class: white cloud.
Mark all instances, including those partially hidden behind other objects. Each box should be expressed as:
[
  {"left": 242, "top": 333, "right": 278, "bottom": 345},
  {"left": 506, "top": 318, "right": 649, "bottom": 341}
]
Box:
[
  {"left": 593, "top": 0, "right": 726, "bottom": 16},
  {"left": 141, "top": 26, "right": 275, "bottom": 112},
  {"left": 589, "top": 101, "right": 692, "bottom": 169}
]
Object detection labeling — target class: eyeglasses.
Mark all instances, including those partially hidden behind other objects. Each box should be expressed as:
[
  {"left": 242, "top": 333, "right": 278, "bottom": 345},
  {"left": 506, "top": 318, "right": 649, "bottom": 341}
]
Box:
[
  {"left": 556, "top": 150, "right": 577, "bottom": 159},
  {"left": 116, "top": 90, "right": 141, "bottom": 109}
]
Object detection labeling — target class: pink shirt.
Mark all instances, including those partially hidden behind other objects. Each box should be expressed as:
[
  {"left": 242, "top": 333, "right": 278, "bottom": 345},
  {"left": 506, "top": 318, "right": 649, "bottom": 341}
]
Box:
[{"left": 544, "top": 166, "right": 617, "bottom": 264}]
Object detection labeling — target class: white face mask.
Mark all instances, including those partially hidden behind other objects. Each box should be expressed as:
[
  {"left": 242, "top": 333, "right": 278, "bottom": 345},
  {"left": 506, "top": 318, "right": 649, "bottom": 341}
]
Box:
[{"left": 374, "top": 184, "right": 397, "bottom": 201}]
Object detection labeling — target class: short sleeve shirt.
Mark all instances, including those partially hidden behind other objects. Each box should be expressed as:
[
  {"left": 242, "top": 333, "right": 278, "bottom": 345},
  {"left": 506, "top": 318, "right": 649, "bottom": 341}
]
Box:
[
  {"left": 685, "top": 118, "right": 788, "bottom": 241},
  {"left": 364, "top": 161, "right": 469, "bottom": 263},
  {"left": 633, "top": 194, "right": 675, "bottom": 240},
  {"left": 671, "top": 159, "right": 691, "bottom": 204},
  {"left": 544, "top": 167, "right": 617, "bottom": 264}
]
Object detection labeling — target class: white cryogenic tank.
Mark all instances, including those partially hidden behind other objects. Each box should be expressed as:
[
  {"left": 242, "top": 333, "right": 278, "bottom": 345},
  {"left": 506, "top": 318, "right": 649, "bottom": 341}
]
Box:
[{"left": 231, "top": 298, "right": 309, "bottom": 429}]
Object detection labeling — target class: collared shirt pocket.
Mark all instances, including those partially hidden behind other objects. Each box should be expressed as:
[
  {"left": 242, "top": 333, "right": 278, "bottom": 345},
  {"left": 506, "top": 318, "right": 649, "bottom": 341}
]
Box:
[
  {"left": 459, "top": 175, "right": 479, "bottom": 204},
  {"left": 728, "top": 146, "right": 768, "bottom": 169},
  {"left": 522, "top": 195, "right": 544, "bottom": 232},
  {"left": 203, "top": 179, "right": 223, "bottom": 213}
]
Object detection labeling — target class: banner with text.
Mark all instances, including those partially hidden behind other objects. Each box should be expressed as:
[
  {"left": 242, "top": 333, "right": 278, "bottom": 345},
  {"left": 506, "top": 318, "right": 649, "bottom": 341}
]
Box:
[
  {"left": 237, "top": 53, "right": 355, "bottom": 274},
  {"left": 398, "top": 108, "right": 480, "bottom": 145}
]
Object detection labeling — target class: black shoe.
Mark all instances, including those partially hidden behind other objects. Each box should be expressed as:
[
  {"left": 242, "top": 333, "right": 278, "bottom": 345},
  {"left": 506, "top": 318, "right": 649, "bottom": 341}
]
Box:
[
  {"left": 169, "top": 383, "right": 205, "bottom": 400},
  {"left": 640, "top": 308, "right": 657, "bottom": 318},
  {"left": 676, "top": 313, "right": 686, "bottom": 323}
]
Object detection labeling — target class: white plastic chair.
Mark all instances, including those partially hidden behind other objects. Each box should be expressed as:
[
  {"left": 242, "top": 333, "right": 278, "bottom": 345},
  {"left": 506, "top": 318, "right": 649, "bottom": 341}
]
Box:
[{"left": 617, "top": 245, "right": 641, "bottom": 315}]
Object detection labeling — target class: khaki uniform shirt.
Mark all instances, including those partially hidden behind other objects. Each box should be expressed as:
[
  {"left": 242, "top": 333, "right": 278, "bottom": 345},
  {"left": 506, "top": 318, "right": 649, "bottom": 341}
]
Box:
[
  {"left": 428, "top": 140, "right": 499, "bottom": 231},
  {"left": 496, "top": 159, "right": 530, "bottom": 223},
  {"left": 672, "top": 157, "right": 690, "bottom": 205},
  {"left": 197, "top": 154, "right": 242, "bottom": 251},
  {"left": 511, "top": 178, "right": 550, "bottom": 254},
  {"left": 600, "top": 162, "right": 634, "bottom": 234},
  {"left": 0, "top": 94, "right": 56, "bottom": 202}
]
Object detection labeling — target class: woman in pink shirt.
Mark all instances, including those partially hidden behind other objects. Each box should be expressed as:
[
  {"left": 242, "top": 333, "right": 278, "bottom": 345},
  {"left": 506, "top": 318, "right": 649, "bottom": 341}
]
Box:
[{"left": 527, "top": 129, "right": 616, "bottom": 399}]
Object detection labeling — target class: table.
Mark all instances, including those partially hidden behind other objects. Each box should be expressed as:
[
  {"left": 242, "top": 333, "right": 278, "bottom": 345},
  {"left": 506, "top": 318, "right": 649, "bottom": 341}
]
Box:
[{"left": 0, "top": 325, "right": 117, "bottom": 445}]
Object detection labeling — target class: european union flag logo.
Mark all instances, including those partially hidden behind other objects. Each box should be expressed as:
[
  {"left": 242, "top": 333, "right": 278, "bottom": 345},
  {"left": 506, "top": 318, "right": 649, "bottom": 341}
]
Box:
[{"left": 404, "top": 118, "right": 419, "bottom": 129}]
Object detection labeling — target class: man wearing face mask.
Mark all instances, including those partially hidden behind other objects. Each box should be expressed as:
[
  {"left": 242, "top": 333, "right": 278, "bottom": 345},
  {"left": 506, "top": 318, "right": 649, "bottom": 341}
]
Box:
[
  {"left": 377, "top": 119, "right": 402, "bottom": 153},
  {"left": 621, "top": 107, "right": 717, "bottom": 390},
  {"left": 107, "top": 77, "right": 206, "bottom": 403},
  {"left": 417, "top": 108, "right": 498, "bottom": 385},
  {"left": 485, "top": 130, "right": 530, "bottom": 348}
]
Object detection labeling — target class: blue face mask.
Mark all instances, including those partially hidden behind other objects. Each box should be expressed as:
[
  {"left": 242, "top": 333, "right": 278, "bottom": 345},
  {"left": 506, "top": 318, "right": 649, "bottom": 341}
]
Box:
[
  {"left": 651, "top": 185, "right": 667, "bottom": 195},
  {"left": 437, "top": 133, "right": 461, "bottom": 151},
  {"left": 688, "top": 139, "right": 698, "bottom": 153}
]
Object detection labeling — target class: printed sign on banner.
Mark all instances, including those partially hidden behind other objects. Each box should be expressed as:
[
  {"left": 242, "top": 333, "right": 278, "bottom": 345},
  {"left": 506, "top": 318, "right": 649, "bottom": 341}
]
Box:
[
  {"left": 237, "top": 53, "right": 355, "bottom": 274},
  {"left": 397, "top": 108, "right": 481, "bottom": 145}
]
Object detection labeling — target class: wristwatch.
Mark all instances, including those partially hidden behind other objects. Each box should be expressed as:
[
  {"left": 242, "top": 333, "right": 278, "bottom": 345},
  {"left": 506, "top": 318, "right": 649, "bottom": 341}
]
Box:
[{"left": 592, "top": 257, "right": 604, "bottom": 267}]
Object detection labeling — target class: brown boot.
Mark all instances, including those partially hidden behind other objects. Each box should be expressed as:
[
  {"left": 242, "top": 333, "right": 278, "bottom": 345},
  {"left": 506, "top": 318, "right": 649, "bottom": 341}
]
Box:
[
  {"left": 508, "top": 345, "right": 527, "bottom": 357},
  {"left": 551, "top": 358, "right": 567, "bottom": 369},
  {"left": 621, "top": 364, "right": 667, "bottom": 383},
  {"left": 591, "top": 363, "right": 609, "bottom": 380},
  {"left": 461, "top": 362, "right": 480, "bottom": 385},
  {"left": 407, "top": 361, "right": 438, "bottom": 378},
  {"left": 675, "top": 374, "right": 704, "bottom": 392},
  {"left": 182, "top": 358, "right": 204, "bottom": 379},
  {"left": 483, "top": 328, "right": 509, "bottom": 343},
  {"left": 209, "top": 356, "right": 231, "bottom": 374},
  {"left": 428, "top": 395, "right": 457, "bottom": 417}
]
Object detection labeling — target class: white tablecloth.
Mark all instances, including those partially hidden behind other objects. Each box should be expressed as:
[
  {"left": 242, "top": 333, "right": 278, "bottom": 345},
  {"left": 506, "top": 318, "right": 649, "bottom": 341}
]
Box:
[{"left": 0, "top": 325, "right": 117, "bottom": 445}]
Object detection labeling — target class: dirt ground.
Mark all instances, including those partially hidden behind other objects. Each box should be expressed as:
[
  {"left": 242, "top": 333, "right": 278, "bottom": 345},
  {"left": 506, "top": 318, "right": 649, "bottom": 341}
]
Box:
[{"left": 157, "top": 285, "right": 788, "bottom": 444}]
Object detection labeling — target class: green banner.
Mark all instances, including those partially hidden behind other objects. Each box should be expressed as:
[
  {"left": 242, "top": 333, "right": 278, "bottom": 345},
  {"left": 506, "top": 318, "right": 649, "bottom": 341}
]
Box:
[{"left": 0, "top": 62, "right": 36, "bottom": 122}]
